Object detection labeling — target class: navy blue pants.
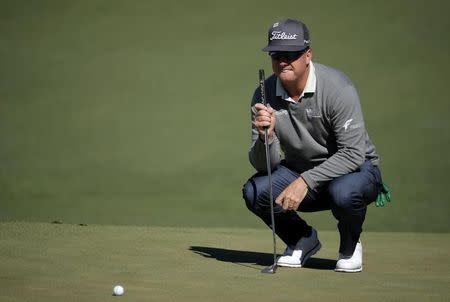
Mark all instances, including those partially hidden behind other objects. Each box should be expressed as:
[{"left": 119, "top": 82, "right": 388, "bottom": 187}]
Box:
[{"left": 242, "top": 161, "right": 382, "bottom": 256}]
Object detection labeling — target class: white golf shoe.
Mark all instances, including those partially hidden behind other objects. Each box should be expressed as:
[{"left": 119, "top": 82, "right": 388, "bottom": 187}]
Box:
[
  {"left": 335, "top": 240, "right": 363, "bottom": 273},
  {"left": 277, "top": 228, "right": 321, "bottom": 268}
]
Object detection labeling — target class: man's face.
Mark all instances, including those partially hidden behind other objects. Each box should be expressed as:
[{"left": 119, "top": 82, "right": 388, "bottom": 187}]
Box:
[{"left": 271, "top": 48, "right": 312, "bottom": 83}]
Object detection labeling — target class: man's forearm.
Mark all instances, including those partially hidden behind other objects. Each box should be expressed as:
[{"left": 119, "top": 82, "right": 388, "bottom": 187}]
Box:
[{"left": 301, "top": 145, "right": 365, "bottom": 190}]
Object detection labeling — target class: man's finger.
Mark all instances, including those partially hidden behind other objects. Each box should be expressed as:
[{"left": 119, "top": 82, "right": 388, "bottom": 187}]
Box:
[
  {"left": 256, "top": 114, "right": 272, "bottom": 121},
  {"left": 256, "top": 112, "right": 272, "bottom": 122},
  {"left": 275, "top": 191, "right": 284, "bottom": 205},
  {"left": 254, "top": 103, "right": 268, "bottom": 111},
  {"left": 282, "top": 198, "right": 290, "bottom": 210},
  {"left": 255, "top": 121, "right": 271, "bottom": 130},
  {"left": 256, "top": 114, "right": 272, "bottom": 123}
]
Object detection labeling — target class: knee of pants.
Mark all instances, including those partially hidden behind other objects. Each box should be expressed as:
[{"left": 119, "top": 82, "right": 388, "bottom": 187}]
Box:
[
  {"left": 242, "top": 179, "right": 269, "bottom": 214},
  {"left": 328, "top": 182, "right": 363, "bottom": 212}
]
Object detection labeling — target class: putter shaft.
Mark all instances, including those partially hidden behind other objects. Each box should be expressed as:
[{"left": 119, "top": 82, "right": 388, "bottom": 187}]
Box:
[{"left": 259, "top": 69, "right": 277, "bottom": 274}]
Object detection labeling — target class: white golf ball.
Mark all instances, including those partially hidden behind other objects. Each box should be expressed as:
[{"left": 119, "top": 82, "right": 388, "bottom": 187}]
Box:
[{"left": 113, "top": 285, "right": 124, "bottom": 296}]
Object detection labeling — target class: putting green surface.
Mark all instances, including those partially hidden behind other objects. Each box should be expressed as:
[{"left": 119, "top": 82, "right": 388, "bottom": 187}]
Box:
[{"left": 1, "top": 222, "right": 448, "bottom": 302}]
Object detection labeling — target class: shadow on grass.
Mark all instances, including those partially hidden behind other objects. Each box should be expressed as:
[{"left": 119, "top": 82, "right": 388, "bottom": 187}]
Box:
[{"left": 189, "top": 246, "right": 336, "bottom": 270}]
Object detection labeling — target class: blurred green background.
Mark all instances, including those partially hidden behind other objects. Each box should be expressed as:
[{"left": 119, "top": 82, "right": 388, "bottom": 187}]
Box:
[{"left": 1, "top": 0, "right": 449, "bottom": 232}]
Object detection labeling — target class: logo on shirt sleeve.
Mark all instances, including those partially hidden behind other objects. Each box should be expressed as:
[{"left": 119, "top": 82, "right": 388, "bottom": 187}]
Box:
[
  {"left": 343, "top": 118, "right": 362, "bottom": 131},
  {"left": 343, "top": 119, "right": 353, "bottom": 131}
]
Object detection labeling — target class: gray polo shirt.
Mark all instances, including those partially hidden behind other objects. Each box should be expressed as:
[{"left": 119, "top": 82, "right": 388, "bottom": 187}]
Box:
[{"left": 249, "top": 62, "right": 379, "bottom": 191}]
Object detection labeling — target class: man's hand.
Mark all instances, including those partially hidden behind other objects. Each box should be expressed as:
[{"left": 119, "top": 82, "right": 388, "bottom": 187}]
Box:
[
  {"left": 254, "top": 103, "right": 276, "bottom": 141},
  {"left": 275, "top": 177, "right": 308, "bottom": 211}
]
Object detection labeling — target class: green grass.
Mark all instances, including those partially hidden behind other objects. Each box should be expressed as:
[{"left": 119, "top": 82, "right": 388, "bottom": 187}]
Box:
[
  {"left": 0, "top": 222, "right": 449, "bottom": 302},
  {"left": 0, "top": 0, "right": 449, "bottom": 232}
]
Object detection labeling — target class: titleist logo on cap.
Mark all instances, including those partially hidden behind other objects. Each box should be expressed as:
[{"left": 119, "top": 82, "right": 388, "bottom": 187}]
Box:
[
  {"left": 262, "top": 19, "right": 311, "bottom": 52},
  {"left": 270, "top": 31, "right": 298, "bottom": 41}
]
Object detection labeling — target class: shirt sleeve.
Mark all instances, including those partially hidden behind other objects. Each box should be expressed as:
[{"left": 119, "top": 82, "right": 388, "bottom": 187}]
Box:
[
  {"left": 301, "top": 85, "right": 366, "bottom": 190},
  {"left": 248, "top": 88, "right": 282, "bottom": 172}
]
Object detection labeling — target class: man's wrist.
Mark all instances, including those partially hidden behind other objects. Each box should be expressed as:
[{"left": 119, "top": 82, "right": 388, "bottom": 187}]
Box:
[
  {"left": 300, "top": 173, "right": 317, "bottom": 191},
  {"left": 259, "top": 133, "right": 274, "bottom": 144},
  {"left": 302, "top": 176, "right": 311, "bottom": 189}
]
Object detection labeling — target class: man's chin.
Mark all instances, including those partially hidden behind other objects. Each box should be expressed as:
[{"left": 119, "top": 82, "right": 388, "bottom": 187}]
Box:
[{"left": 279, "top": 72, "right": 296, "bottom": 83}]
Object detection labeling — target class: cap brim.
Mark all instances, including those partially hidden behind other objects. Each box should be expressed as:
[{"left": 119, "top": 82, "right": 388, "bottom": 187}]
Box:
[{"left": 262, "top": 45, "right": 308, "bottom": 52}]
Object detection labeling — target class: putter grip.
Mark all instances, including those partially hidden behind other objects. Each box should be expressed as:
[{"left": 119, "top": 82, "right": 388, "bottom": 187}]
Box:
[
  {"left": 259, "top": 69, "right": 269, "bottom": 129},
  {"left": 259, "top": 69, "right": 266, "bottom": 105}
]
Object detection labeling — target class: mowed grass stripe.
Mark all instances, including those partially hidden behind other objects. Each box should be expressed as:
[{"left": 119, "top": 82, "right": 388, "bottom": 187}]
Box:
[{"left": 0, "top": 222, "right": 449, "bottom": 302}]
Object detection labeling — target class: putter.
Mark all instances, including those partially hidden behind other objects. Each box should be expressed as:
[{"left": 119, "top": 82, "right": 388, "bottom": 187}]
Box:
[{"left": 259, "top": 69, "right": 278, "bottom": 274}]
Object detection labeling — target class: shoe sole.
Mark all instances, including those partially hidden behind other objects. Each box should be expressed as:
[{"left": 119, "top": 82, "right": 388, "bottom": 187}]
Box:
[
  {"left": 277, "top": 241, "right": 322, "bottom": 268},
  {"left": 334, "top": 266, "right": 363, "bottom": 273}
]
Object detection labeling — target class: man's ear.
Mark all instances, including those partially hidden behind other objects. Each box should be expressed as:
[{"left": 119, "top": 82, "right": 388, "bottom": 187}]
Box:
[{"left": 305, "top": 48, "right": 312, "bottom": 65}]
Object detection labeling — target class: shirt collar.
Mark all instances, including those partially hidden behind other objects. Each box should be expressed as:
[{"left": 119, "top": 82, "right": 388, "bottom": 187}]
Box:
[{"left": 276, "top": 61, "right": 316, "bottom": 103}]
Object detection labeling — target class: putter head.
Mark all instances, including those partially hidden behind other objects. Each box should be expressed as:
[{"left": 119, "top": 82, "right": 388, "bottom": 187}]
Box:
[{"left": 261, "top": 263, "right": 277, "bottom": 274}]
